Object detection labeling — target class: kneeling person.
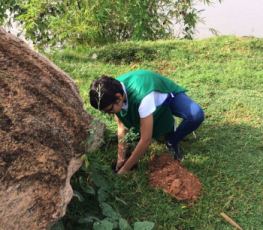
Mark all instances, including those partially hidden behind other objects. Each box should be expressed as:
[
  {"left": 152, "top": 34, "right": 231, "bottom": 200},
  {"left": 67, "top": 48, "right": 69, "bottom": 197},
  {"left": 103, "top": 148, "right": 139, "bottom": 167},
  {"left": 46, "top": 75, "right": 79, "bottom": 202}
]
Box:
[{"left": 89, "top": 70, "right": 204, "bottom": 174}]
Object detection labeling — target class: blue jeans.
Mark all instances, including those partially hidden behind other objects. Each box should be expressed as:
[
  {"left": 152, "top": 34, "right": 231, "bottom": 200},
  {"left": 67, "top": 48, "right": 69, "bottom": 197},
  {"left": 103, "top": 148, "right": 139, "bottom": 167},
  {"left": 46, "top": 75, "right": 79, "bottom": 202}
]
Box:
[{"left": 168, "top": 93, "right": 204, "bottom": 146}]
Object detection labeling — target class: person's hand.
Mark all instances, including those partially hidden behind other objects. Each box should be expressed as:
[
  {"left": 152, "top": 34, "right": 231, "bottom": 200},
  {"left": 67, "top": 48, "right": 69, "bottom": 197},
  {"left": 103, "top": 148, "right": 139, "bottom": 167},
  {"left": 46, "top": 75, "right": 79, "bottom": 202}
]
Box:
[
  {"left": 116, "top": 159, "right": 125, "bottom": 171},
  {"left": 117, "top": 165, "right": 129, "bottom": 175}
]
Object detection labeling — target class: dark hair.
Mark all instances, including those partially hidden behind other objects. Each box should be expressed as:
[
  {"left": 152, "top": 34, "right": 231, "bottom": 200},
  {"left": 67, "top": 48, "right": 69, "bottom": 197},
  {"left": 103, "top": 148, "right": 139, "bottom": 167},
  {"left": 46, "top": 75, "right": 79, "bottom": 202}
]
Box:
[{"left": 89, "top": 75, "right": 124, "bottom": 110}]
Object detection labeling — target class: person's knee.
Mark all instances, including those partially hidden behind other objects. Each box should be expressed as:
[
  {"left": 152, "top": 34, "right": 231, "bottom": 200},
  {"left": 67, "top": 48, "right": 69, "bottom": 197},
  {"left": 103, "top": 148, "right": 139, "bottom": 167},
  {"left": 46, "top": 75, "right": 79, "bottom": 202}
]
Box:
[{"left": 191, "top": 105, "right": 205, "bottom": 125}]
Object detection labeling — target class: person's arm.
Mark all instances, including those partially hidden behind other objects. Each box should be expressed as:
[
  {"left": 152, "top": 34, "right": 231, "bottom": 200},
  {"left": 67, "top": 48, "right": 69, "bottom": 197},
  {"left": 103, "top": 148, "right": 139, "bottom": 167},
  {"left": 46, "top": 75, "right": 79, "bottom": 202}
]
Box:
[
  {"left": 115, "top": 115, "right": 129, "bottom": 171},
  {"left": 117, "top": 114, "right": 153, "bottom": 174}
]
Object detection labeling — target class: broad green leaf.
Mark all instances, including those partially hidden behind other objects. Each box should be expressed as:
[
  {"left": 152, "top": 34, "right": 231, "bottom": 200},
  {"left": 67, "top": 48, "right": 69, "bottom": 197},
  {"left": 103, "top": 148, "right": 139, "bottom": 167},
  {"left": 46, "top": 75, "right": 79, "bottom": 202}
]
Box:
[
  {"left": 100, "top": 202, "right": 121, "bottom": 220},
  {"left": 78, "top": 214, "right": 100, "bottom": 224},
  {"left": 82, "top": 185, "right": 96, "bottom": 195},
  {"left": 104, "top": 218, "right": 118, "bottom": 229},
  {"left": 93, "top": 220, "right": 113, "bottom": 230},
  {"left": 73, "top": 190, "right": 84, "bottom": 202},
  {"left": 50, "top": 221, "right": 64, "bottom": 230},
  {"left": 98, "top": 188, "right": 109, "bottom": 202},
  {"left": 134, "top": 221, "right": 154, "bottom": 230},
  {"left": 91, "top": 172, "right": 109, "bottom": 190},
  {"left": 119, "top": 218, "right": 132, "bottom": 230}
]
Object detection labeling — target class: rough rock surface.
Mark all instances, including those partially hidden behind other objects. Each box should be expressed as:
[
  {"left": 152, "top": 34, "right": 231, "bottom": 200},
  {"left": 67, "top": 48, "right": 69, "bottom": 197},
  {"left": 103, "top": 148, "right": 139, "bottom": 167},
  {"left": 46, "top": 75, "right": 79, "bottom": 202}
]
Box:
[
  {"left": 148, "top": 153, "right": 202, "bottom": 201},
  {"left": 0, "top": 27, "right": 105, "bottom": 230}
]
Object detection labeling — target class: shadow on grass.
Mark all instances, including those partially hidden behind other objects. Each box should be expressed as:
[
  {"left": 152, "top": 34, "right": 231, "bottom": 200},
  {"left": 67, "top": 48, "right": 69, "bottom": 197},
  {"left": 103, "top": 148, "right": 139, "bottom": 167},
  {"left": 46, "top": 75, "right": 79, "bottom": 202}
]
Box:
[{"left": 175, "top": 120, "right": 263, "bottom": 229}]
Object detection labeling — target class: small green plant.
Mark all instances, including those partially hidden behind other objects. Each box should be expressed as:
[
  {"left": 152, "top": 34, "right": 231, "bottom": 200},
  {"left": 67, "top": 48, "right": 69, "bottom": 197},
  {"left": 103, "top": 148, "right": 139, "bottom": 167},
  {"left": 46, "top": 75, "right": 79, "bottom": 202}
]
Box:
[
  {"left": 119, "top": 127, "right": 140, "bottom": 147},
  {"left": 118, "top": 128, "right": 140, "bottom": 159}
]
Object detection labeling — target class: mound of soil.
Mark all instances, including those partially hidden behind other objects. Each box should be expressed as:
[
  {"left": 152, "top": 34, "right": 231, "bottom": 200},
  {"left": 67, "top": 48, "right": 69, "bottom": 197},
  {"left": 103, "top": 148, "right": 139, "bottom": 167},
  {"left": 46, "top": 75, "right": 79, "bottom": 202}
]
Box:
[{"left": 148, "top": 153, "right": 202, "bottom": 201}]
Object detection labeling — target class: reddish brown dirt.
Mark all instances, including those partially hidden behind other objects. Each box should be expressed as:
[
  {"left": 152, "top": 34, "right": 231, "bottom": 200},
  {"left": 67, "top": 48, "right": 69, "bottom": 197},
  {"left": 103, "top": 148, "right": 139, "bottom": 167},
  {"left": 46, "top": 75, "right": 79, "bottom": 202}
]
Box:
[{"left": 148, "top": 153, "right": 202, "bottom": 201}]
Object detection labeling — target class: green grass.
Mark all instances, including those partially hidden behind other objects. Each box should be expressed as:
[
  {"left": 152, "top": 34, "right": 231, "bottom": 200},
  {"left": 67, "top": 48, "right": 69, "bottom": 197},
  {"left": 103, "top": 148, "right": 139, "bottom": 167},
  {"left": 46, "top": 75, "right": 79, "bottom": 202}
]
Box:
[{"left": 46, "top": 36, "right": 263, "bottom": 229}]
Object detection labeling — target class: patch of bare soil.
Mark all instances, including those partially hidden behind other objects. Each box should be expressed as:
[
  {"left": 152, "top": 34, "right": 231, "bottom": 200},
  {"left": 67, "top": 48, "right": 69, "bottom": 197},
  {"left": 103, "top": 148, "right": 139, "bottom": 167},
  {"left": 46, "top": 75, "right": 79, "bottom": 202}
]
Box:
[{"left": 148, "top": 153, "right": 202, "bottom": 201}]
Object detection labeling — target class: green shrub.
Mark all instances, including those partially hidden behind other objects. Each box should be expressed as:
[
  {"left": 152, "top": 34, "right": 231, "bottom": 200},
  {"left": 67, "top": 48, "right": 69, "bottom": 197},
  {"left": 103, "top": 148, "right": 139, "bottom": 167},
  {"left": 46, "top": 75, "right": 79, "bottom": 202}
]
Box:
[
  {"left": 94, "top": 42, "right": 157, "bottom": 64},
  {"left": 1, "top": 0, "right": 222, "bottom": 48}
]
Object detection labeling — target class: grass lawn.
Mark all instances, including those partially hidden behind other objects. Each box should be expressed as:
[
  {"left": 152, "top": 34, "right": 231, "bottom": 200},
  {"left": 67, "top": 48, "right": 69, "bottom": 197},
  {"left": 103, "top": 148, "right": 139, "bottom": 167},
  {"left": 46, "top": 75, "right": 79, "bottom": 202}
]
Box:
[{"left": 47, "top": 36, "right": 263, "bottom": 230}]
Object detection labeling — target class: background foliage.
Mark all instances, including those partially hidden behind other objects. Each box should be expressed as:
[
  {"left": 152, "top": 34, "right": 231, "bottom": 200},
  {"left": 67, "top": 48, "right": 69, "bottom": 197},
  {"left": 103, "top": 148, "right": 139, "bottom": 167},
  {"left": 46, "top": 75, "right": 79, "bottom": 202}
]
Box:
[{"left": 0, "top": 0, "right": 221, "bottom": 48}]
